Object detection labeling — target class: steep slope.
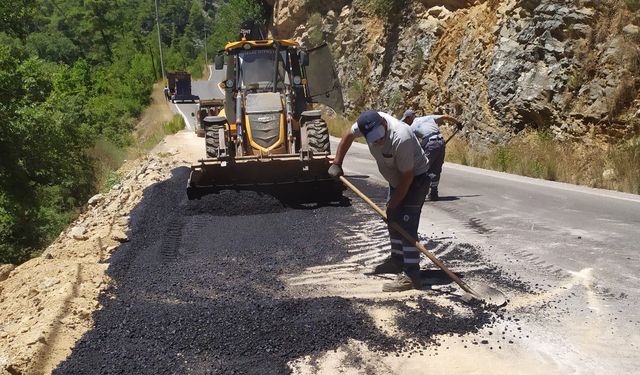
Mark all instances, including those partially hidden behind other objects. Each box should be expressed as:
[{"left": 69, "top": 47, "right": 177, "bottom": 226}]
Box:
[{"left": 266, "top": 0, "right": 639, "bottom": 145}]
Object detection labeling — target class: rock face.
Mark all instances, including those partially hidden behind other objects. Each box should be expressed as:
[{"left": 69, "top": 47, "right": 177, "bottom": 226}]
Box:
[{"left": 268, "top": 0, "right": 640, "bottom": 144}]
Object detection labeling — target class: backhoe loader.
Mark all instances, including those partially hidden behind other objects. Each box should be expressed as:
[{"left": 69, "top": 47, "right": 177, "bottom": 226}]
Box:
[{"left": 187, "top": 27, "right": 345, "bottom": 203}]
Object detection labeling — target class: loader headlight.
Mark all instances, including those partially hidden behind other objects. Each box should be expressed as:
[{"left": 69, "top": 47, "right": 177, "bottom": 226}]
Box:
[
  {"left": 225, "top": 79, "right": 234, "bottom": 88},
  {"left": 243, "top": 43, "right": 252, "bottom": 50},
  {"left": 293, "top": 75, "right": 302, "bottom": 85}
]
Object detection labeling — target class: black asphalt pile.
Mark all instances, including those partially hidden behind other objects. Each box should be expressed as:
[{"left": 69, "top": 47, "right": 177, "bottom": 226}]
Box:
[{"left": 54, "top": 168, "right": 518, "bottom": 374}]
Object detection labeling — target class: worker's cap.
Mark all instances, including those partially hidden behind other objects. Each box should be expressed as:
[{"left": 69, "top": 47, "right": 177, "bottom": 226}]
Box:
[
  {"left": 400, "top": 109, "right": 416, "bottom": 122},
  {"left": 357, "top": 110, "right": 386, "bottom": 144}
]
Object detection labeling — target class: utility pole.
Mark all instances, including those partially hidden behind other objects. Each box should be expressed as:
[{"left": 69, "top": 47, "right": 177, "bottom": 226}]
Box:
[
  {"left": 154, "top": 0, "right": 165, "bottom": 80},
  {"left": 203, "top": 0, "right": 208, "bottom": 69},
  {"left": 204, "top": 27, "right": 208, "bottom": 66}
]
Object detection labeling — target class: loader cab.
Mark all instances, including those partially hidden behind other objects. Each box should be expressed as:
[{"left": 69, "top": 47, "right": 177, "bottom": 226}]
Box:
[
  {"left": 237, "top": 47, "right": 289, "bottom": 92},
  {"left": 217, "top": 40, "right": 343, "bottom": 118}
]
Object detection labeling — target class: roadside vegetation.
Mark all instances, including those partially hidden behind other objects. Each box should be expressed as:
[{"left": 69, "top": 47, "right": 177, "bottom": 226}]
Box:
[
  {"left": 0, "top": 0, "right": 265, "bottom": 265},
  {"left": 326, "top": 117, "right": 639, "bottom": 194},
  {"left": 446, "top": 132, "right": 640, "bottom": 195}
]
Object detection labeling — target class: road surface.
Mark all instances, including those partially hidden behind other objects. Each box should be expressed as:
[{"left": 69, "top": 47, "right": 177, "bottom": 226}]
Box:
[{"left": 171, "top": 65, "right": 225, "bottom": 133}]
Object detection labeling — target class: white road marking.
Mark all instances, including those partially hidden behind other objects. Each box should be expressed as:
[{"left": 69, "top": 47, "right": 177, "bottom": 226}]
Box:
[
  {"left": 330, "top": 136, "right": 640, "bottom": 204},
  {"left": 445, "top": 162, "right": 640, "bottom": 204},
  {"left": 172, "top": 103, "right": 193, "bottom": 131}
]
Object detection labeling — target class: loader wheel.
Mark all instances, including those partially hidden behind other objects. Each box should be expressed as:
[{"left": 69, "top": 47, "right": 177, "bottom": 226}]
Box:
[
  {"left": 205, "top": 123, "right": 225, "bottom": 158},
  {"left": 306, "top": 118, "right": 330, "bottom": 153}
]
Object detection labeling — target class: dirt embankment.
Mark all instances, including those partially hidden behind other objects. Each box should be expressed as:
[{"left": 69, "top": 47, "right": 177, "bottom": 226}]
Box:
[{"left": 0, "top": 84, "right": 182, "bottom": 375}]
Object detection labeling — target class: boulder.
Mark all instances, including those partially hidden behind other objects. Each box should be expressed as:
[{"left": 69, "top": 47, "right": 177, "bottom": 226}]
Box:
[
  {"left": 69, "top": 226, "right": 88, "bottom": 241},
  {"left": 88, "top": 193, "right": 104, "bottom": 206},
  {"left": 0, "top": 264, "right": 15, "bottom": 282},
  {"left": 622, "top": 24, "right": 639, "bottom": 36},
  {"left": 111, "top": 229, "right": 129, "bottom": 243}
]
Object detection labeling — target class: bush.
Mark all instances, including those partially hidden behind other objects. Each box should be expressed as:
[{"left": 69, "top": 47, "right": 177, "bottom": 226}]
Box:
[
  {"left": 625, "top": 0, "right": 640, "bottom": 11},
  {"left": 363, "top": 0, "right": 406, "bottom": 18},
  {"left": 347, "top": 79, "right": 366, "bottom": 109},
  {"left": 163, "top": 114, "right": 186, "bottom": 134}
]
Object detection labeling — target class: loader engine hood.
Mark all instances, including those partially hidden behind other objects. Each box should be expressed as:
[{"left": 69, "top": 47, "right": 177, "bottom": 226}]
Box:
[{"left": 245, "top": 92, "right": 284, "bottom": 150}]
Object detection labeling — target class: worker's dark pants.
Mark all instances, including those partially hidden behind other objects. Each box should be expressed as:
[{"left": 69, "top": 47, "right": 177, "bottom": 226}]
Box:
[
  {"left": 422, "top": 137, "right": 446, "bottom": 190},
  {"left": 387, "top": 173, "right": 430, "bottom": 272}
]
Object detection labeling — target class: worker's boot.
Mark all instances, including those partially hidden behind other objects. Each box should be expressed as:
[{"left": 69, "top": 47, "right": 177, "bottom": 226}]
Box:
[
  {"left": 382, "top": 269, "right": 422, "bottom": 292},
  {"left": 428, "top": 187, "right": 439, "bottom": 201},
  {"left": 368, "top": 256, "right": 403, "bottom": 275}
]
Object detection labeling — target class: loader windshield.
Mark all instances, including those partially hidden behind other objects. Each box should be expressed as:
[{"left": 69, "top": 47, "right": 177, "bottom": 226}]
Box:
[{"left": 238, "top": 48, "right": 288, "bottom": 90}]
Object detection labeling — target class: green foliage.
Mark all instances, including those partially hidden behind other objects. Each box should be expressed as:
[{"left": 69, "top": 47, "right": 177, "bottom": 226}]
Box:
[
  {"left": 103, "top": 171, "right": 123, "bottom": 192},
  {"left": 348, "top": 79, "right": 366, "bottom": 110},
  {"left": 208, "top": 0, "right": 266, "bottom": 51},
  {"left": 495, "top": 146, "right": 511, "bottom": 171},
  {"left": 625, "top": 0, "right": 640, "bottom": 11},
  {"left": 0, "top": 0, "right": 37, "bottom": 37},
  {"left": 163, "top": 114, "right": 185, "bottom": 134},
  {"left": 362, "top": 0, "right": 406, "bottom": 18},
  {"left": 307, "top": 13, "right": 324, "bottom": 46},
  {"left": 412, "top": 47, "right": 424, "bottom": 72},
  {"left": 387, "top": 90, "right": 404, "bottom": 112},
  {"left": 1, "top": 0, "right": 218, "bottom": 265}
]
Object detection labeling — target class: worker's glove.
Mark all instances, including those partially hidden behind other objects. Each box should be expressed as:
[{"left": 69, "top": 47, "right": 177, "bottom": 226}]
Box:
[
  {"left": 328, "top": 164, "right": 344, "bottom": 178},
  {"left": 455, "top": 121, "right": 464, "bottom": 131}
]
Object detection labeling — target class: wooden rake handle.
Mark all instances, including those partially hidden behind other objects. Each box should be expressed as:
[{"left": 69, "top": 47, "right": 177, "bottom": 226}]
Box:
[{"left": 339, "top": 176, "right": 477, "bottom": 296}]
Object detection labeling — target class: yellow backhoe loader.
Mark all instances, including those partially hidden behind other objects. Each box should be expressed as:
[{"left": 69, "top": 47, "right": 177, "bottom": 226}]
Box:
[{"left": 187, "top": 25, "right": 345, "bottom": 204}]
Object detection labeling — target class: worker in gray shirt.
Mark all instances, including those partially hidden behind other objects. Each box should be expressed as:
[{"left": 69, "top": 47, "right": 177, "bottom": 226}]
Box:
[
  {"left": 328, "top": 110, "right": 430, "bottom": 292},
  {"left": 401, "top": 110, "right": 462, "bottom": 201}
]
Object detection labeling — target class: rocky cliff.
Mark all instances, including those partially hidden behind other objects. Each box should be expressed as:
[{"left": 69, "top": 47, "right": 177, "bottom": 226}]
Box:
[{"left": 265, "top": 0, "right": 639, "bottom": 145}]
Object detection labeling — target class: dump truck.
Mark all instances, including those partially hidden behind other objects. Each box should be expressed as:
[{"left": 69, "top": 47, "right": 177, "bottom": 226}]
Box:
[
  {"left": 186, "top": 28, "right": 345, "bottom": 203},
  {"left": 193, "top": 98, "right": 224, "bottom": 137},
  {"left": 167, "top": 71, "right": 200, "bottom": 103}
]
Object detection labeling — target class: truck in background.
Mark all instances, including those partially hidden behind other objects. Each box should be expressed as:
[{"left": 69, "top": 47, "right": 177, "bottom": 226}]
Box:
[{"left": 167, "top": 71, "right": 200, "bottom": 103}]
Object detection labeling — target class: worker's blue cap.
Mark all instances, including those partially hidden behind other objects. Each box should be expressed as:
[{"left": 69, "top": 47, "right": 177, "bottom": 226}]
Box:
[
  {"left": 400, "top": 109, "right": 416, "bottom": 122},
  {"left": 357, "top": 110, "right": 386, "bottom": 144}
]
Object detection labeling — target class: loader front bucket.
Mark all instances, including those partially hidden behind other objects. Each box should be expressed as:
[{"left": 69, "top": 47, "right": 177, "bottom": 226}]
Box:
[{"left": 187, "top": 154, "right": 345, "bottom": 204}]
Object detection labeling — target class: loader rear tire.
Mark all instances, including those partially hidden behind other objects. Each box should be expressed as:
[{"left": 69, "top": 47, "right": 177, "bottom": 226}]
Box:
[
  {"left": 306, "top": 118, "right": 330, "bottom": 153},
  {"left": 205, "top": 123, "right": 225, "bottom": 158}
]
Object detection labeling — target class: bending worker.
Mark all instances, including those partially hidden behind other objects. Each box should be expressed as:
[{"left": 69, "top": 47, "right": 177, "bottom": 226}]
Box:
[
  {"left": 328, "top": 110, "right": 430, "bottom": 292},
  {"left": 401, "top": 110, "right": 462, "bottom": 201}
]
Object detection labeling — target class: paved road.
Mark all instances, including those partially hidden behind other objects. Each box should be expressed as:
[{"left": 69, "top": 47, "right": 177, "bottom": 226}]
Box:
[
  {"left": 174, "top": 73, "right": 640, "bottom": 371},
  {"left": 172, "top": 65, "right": 225, "bottom": 132},
  {"left": 334, "top": 136, "right": 640, "bottom": 373}
]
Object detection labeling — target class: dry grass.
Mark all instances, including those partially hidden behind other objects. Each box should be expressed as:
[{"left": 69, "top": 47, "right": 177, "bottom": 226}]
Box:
[
  {"left": 446, "top": 132, "right": 640, "bottom": 194},
  {"left": 326, "top": 114, "right": 354, "bottom": 138}
]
